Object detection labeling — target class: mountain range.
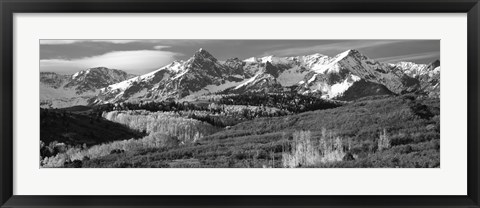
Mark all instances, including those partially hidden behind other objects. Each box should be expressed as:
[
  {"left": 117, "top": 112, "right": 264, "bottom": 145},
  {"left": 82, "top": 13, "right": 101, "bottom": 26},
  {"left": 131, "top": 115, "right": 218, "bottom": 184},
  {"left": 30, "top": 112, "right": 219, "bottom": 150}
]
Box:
[
  {"left": 40, "top": 67, "right": 135, "bottom": 108},
  {"left": 40, "top": 48, "right": 440, "bottom": 108}
]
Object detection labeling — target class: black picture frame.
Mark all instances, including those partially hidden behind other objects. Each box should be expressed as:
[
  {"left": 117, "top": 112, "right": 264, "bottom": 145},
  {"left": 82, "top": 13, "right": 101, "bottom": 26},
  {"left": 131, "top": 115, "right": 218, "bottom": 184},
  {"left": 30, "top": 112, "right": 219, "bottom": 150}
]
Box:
[{"left": 1, "top": 0, "right": 479, "bottom": 207}]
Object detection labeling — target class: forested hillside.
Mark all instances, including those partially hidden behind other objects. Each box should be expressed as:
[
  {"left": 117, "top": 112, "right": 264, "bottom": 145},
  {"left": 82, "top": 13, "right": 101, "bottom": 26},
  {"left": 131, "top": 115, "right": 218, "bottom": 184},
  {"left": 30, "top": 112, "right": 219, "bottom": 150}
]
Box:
[
  {"left": 72, "top": 95, "right": 440, "bottom": 168},
  {"left": 39, "top": 46, "right": 441, "bottom": 168},
  {"left": 40, "top": 109, "right": 145, "bottom": 146}
]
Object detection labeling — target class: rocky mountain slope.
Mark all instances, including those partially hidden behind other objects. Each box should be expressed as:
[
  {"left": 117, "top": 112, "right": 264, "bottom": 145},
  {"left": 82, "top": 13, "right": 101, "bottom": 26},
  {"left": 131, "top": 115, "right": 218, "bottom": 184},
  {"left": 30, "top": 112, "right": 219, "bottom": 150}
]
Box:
[
  {"left": 389, "top": 60, "right": 440, "bottom": 97},
  {"left": 41, "top": 49, "right": 440, "bottom": 108},
  {"left": 40, "top": 67, "right": 134, "bottom": 108}
]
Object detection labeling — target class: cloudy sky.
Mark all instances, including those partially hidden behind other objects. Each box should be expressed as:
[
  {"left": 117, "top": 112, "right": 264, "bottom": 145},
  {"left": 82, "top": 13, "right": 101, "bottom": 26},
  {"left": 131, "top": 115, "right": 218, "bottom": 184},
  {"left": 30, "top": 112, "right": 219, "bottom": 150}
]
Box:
[{"left": 40, "top": 39, "right": 440, "bottom": 75}]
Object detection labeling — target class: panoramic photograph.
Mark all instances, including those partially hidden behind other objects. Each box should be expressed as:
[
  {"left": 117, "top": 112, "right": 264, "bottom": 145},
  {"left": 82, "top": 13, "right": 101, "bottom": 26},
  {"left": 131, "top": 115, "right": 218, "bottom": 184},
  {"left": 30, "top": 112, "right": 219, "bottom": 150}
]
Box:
[{"left": 39, "top": 39, "right": 440, "bottom": 168}]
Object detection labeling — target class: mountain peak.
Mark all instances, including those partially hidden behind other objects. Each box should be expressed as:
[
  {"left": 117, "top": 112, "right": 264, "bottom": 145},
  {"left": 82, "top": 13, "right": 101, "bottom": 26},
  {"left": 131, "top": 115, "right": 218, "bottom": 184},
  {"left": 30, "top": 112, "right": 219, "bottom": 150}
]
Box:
[
  {"left": 307, "top": 53, "right": 327, "bottom": 58},
  {"left": 332, "top": 49, "right": 366, "bottom": 62},
  {"left": 193, "top": 48, "right": 216, "bottom": 61},
  {"left": 244, "top": 57, "right": 258, "bottom": 62},
  {"left": 77, "top": 67, "right": 123, "bottom": 75},
  {"left": 429, "top": 59, "right": 440, "bottom": 68},
  {"left": 195, "top": 48, "right": 209, "bottom": 54},
  {"left": 349, "top": 49, "right": 360, "bottom": 53},
  {"left": 344, "top": 49, "right": 362, "bottom": 56},
  {"left": 72, "top": 67, "right": 127, "bottom": 78},
  {"left": 260, "top": 55, "right": 275, "bottom": 63},
  {"left": 88, "top": 66, "right": 109, "bottom": 70}
]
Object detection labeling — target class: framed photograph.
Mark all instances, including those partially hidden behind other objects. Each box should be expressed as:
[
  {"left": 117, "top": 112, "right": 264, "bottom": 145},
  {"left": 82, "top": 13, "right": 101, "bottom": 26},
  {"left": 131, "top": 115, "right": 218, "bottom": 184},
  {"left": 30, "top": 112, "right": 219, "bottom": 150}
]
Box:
[{"left": 1, "top": 0, "right": 479, "bottom": 207}]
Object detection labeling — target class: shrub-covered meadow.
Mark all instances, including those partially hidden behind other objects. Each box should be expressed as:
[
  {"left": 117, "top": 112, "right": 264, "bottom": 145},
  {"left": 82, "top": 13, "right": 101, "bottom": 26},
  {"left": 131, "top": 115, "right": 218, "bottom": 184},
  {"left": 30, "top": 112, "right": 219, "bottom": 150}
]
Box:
[{"left": 41, "top": 94, "right": 440, "bottom": 168}]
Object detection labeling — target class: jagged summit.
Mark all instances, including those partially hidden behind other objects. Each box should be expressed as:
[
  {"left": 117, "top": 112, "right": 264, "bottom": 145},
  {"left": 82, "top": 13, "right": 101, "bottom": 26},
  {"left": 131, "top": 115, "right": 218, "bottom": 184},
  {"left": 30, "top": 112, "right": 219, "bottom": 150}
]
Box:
[
  {"left": 244, "top": 57, "right": 258, "bottom": 62},
  {"left": 193, "top": 48, "right": 216, "bottom": 61},
  {"left": 429, "top": 59, "right": 440, "bottom": 68},
  {"left": 347, "top": 49, "right": 361, "bottom": 54},
  {"left": 87, "top": 66, "right": 109, "bottom": 70},
  {"left": 304, "top": 53, "right": 327, "bottom": 58},
  {"left": 336, "top": 49, "right": 363, "bottom": 59},
  {"left": 40, "top": 67, "right": 133, "bottom": 108},
  {"left": 41, "top": 48, "right": 440, "bottom": 108}
]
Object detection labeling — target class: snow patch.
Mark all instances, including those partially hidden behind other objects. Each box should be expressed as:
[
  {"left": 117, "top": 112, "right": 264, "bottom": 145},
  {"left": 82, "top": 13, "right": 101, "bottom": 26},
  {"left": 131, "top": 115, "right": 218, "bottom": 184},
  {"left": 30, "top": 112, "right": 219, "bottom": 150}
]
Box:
[
  {"left": 72, "top": 72, "right": 80, "bottom": 79},
  {"left": 328, "top": 78, "right": 355, "bottom": 98},
  {"left": 259, "top": 55, "right": 289, "bottom": 64},
  {"left": 351, "top": 75, "right": 361, "bottom": 81},
  {"left": 172, "top": 70, "right": 188, "bottom": 80},
  {"left": 244, "top": 57, "right": 258, "bottom": 62},
  {"left": 103, "top": 76, "right": 139, "bottom": 92},
  {"left": 307, "top": 74, "right": 318, "bottom": 84},
  {"left": 235, "top": 73, "right": 259, "bottom": 89}
]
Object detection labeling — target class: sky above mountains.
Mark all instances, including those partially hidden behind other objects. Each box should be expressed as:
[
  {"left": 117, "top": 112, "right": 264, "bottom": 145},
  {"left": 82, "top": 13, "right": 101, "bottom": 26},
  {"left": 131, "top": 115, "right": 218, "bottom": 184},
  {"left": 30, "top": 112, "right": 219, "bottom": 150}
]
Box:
[{"left": 40, "top": 39, "right": 440, "bottom": 75}]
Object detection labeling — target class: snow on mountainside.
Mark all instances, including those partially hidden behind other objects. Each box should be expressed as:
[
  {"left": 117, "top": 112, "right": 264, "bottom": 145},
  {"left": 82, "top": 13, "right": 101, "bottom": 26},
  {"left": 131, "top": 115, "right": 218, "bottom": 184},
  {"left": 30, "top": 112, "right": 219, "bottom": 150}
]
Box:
[
  {"left": 41, "top": 48, "right": 440, "bottom": 108},
  {"left": 94, "top": 48, "right": 254, "bottom": 104},
  {"left": 390, "top": 60, "right": 440, "bottom": 79},
  {"left": 390, "top": 60, "right": 440, "bottom": 97},
  {"left": 391, "top": 62, "right": 428, "bottom": 77},
  {"left": 94, "top": 48, "right": 438, "bottom": 104},
  {"left": 296, "top": 49, "right": 421, "bottom": 100},
  {"left": 66, "top": 67, "right": 135, "bottom": 94},
  {"left": 40, "top": 67, "right": 134, "bottom": 108}
]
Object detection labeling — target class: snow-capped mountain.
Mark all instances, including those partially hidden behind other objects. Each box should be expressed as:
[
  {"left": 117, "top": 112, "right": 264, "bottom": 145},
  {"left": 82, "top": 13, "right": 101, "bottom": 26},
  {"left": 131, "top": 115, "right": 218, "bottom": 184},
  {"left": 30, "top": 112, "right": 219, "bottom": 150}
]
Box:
[
  {"left": 295, "top": 49, "right": 422, "bottom": 100},
  {"left": 94, "top": 48, "right": 439, "bottom": 104},
  {"left": 390, "top": 60, "right": 440, "bottom": 97},
  {"left": 66, "top": 67, "right": 135, "bottom": 94},
  {"left": 95, "top": 49, "right": 255, "bottom": 104},
  {"left": 41, "top": 48, "right": 440, "bottom": 108},
  {"left": 94, "top": 49, "right": 344, "bottom": 104},
  {"left": 390, "top": 60, "right": 439, "bottom": 78},
  {"left": 40, "top": 67, "right": 134, "bottom": 108},
  {"left": 219, "top": 49, "right": 420, "bottom": 100}
]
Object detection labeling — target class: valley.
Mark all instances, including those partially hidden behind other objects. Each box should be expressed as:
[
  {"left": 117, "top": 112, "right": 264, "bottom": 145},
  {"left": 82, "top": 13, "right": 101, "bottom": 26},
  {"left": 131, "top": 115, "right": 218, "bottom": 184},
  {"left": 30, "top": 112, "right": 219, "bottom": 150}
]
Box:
[{"left": 39, "top": 48, "right": 440, "bottom": 168}]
